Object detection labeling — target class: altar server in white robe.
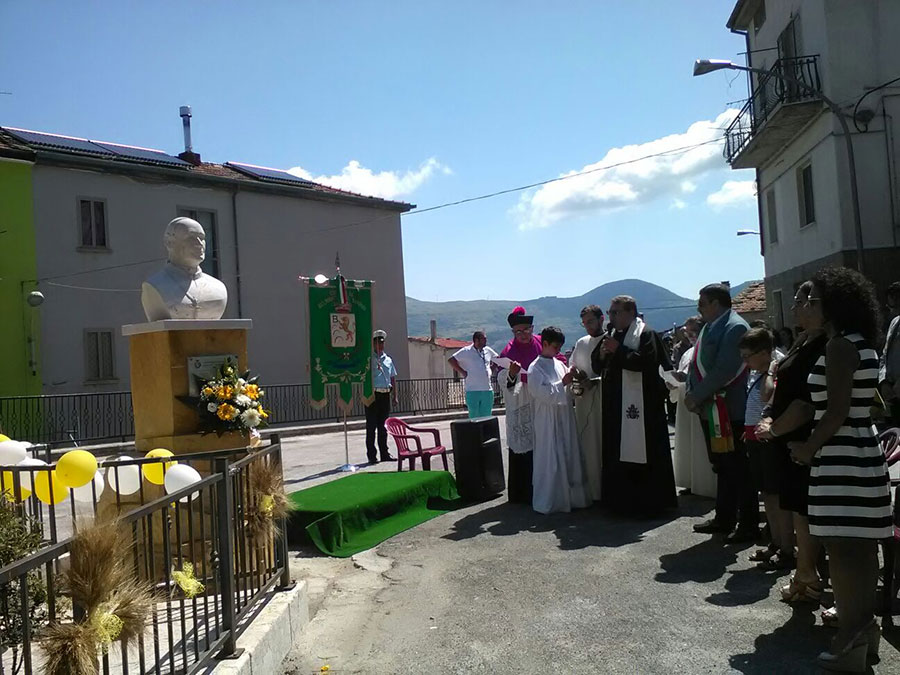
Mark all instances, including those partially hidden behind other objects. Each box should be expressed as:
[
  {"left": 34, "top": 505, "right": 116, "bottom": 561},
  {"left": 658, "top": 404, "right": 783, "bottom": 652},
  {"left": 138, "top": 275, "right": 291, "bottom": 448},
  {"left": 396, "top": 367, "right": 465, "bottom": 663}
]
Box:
[
  {"left": 528, "top": 326, "right": 591, "bottom": 514},
  {"left": 669, "top": 318, "right": 717, "bottom": 498},
  {"left": 570, "top": 305, "right": 605, "bottom": 501}
]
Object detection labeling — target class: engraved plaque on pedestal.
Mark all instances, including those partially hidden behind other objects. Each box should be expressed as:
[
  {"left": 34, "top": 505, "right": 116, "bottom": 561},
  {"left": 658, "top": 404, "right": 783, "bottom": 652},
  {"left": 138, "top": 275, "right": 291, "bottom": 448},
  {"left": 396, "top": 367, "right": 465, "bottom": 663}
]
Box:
[{"left": 187, "top": 354, "right": 238, "bottom": 396}]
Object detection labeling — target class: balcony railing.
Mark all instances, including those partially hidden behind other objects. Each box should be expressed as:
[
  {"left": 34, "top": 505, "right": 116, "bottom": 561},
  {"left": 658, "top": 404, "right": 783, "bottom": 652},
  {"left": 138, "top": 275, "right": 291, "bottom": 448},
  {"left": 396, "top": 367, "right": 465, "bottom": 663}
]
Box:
[
  {"left": 724, "top": 55, "right": 822, "bottom": 164},
  {"left": 0, "top": 378, "right": 502, "bottom": 446}
]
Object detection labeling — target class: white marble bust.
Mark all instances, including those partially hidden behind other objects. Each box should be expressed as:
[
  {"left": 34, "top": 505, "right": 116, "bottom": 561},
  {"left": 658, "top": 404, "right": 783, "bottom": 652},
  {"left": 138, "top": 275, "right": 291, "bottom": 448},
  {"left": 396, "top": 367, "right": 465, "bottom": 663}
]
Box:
[{"left": 141, "top": 217, "right": 228, "bottom": 321}]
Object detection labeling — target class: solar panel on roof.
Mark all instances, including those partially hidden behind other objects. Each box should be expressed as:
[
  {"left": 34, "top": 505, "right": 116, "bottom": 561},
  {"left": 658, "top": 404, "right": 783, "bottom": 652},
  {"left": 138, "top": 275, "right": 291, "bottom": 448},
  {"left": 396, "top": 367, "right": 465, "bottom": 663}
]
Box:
[
  {"left": 5, "top": 128, "right": 114, "bottom": 156},
  {"left": 226, "top": 162, "right": 314, "bottom": 185},
  {"left": 92, "top": 141, "right": 191, "bottom": 167},
  {"left": 3, "top": 128, "right": 190, "bottom": 168}
]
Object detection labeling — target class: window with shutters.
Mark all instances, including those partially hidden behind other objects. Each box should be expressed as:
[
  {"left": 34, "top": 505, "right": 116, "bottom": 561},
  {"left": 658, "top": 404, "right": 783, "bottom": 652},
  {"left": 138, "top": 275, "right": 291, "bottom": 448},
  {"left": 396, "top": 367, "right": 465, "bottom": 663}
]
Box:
[
  {"left": 84, "top": 330, "right": 116, "bottom": 381},
  {"left": 78, "top": 198, "right": 108, "bottom": 249},
  {"left": 176, "top": 208, "right": 219, "bottom": 277},
  {"left": 797, "top": 163, "right": 816, "bottom": 227}
]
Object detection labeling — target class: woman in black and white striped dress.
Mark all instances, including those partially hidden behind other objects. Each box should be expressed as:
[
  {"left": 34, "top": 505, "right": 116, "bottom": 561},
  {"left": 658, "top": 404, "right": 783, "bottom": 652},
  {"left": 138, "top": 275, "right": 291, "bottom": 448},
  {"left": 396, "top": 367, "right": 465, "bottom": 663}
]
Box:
[{"left": 788, "top": 267, "right": 890, "bottom": 672}]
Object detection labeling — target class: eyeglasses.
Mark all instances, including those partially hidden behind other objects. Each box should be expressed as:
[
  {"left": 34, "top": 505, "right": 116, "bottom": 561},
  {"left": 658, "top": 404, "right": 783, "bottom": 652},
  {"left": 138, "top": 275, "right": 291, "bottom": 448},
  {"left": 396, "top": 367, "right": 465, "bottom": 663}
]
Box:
[{"left": 512, "top": 327, "right": 533, "bottom": 335}]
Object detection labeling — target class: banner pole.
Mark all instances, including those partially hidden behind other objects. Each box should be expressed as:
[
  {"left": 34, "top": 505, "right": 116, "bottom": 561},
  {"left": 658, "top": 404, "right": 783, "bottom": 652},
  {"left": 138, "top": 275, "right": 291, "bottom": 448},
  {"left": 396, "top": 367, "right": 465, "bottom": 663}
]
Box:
[{"left": 343, "top": 409, "right": 350, "bottom": 466}]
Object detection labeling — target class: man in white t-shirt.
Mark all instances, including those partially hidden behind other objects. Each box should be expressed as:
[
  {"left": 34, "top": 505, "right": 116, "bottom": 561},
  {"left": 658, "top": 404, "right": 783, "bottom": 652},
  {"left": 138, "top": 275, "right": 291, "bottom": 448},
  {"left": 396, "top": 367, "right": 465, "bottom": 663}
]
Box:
[{"left": 449, "top": 331, "right": 498, "bottom": 418}]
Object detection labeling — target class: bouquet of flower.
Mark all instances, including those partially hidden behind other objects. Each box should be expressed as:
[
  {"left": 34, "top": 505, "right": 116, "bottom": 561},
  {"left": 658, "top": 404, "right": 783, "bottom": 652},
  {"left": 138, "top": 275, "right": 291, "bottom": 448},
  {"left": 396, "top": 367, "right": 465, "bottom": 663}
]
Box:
[{"left": 195, "top": 359, "right": 269, "bottom": 436}]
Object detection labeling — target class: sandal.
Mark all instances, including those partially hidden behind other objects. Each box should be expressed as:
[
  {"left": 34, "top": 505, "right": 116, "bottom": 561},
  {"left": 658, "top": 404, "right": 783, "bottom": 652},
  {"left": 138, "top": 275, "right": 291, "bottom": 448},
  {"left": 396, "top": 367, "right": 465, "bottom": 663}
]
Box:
[
  {"left": 780, "top": 576, "right": 822, "bottom": 603},
  {"left": 821, "top": 606, "right": 839, "bottom": 627},
  {"left": 749, "top": 544, "right": 778, "bottom": 562},
  {"left": 758, "top": 550, "right": 796, "bottom": 571}
]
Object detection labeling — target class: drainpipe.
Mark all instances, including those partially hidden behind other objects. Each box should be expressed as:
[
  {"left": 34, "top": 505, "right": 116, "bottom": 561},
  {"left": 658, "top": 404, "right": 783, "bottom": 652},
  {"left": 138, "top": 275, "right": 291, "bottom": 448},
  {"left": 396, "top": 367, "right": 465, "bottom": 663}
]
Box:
[
  {"left": 883, "top": 99, "right": 899, "bottom": 246},
  {"left": 231, "top": 188, "right": 243, "bottom": 318}
]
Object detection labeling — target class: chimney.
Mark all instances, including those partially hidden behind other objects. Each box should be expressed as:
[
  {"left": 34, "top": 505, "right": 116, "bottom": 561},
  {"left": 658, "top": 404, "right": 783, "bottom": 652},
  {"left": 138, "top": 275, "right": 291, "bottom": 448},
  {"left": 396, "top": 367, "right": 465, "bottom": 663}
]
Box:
[
  {"left": 177, "top": 105, "right": 202, "bottom": 165},
  {"left": 430, "top": 320, "right": 437, "bottom": 342}
]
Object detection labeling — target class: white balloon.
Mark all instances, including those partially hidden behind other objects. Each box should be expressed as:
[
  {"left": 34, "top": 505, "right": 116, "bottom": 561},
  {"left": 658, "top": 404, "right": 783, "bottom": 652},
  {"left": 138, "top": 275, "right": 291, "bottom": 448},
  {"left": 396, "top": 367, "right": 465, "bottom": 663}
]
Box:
[
  {"left": 163, "top": 464, "right": 202, "bottom": 503},
  {"left": 106, "top": 456, "right": 142, "bottom": 495},
  {"left": 72, "top": 472, "right": 105, "bottom": 502},
  {"left": 16, "top": 457, "right": 47, "bottom": 491},
  {"left": 0, "top": 440, "right": 28, "bottom": 465}
]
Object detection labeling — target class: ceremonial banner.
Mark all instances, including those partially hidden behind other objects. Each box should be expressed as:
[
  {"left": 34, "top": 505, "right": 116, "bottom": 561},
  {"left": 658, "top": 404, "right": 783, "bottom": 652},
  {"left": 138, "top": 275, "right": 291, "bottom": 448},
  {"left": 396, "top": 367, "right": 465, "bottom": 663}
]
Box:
[{"left": 307, "top": 277, "right": 374, "bottom": 411}]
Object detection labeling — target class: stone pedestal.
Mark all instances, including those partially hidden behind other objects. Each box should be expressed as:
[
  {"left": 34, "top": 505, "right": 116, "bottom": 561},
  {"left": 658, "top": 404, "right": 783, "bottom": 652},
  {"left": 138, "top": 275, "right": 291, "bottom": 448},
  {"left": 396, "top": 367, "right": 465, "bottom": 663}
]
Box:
[{"left": 122, "top": 319, "right": 253, "bottom": 455}]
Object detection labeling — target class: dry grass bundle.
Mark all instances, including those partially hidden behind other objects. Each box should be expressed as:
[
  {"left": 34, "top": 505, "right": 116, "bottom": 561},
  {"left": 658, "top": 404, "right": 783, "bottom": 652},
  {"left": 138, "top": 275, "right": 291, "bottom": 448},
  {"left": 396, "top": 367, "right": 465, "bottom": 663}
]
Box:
[
  {"left": 41, "top": 623, "right": 97, "bottom": 675},
  {"left": 245, "top": 459, "right": 293, "bottom": 548},
  {"left": 66, "top": 524, "right": 128, "bottom": 611},
  {"left": 40, "top": 522, "right": 156, "bottom": 673}
]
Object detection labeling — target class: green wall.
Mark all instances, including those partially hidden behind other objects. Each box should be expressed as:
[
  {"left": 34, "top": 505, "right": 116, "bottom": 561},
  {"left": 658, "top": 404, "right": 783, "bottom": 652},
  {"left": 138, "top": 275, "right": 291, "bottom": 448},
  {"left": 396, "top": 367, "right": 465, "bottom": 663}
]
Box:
[{"left": 0, "top": 159, "right": 41, "bottom": 396}]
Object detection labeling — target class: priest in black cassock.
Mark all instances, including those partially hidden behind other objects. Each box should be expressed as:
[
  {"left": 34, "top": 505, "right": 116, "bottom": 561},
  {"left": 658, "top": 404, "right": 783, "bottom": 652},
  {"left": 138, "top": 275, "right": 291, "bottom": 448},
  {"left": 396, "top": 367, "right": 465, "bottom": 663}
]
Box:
[{"left": 593, "top": 295, "right": 677, "bottom": 516}]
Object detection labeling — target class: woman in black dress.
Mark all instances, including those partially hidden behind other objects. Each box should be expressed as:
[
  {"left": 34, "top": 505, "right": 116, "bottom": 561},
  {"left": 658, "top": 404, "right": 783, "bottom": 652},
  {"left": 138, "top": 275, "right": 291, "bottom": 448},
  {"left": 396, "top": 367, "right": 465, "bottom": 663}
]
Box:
[{"left": 755, "top": 281, "right": 827, "bottom": 602}]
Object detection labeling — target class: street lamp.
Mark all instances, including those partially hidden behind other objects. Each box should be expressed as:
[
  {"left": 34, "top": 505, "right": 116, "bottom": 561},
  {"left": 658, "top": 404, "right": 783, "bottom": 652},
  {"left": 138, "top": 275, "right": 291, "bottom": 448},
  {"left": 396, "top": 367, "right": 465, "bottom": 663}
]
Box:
[
  {"left": 736, "top": 229, "right": 760, "bottom": 236},
  {"left": 694, "top": 59, "right": 864, "bottom": 274}
]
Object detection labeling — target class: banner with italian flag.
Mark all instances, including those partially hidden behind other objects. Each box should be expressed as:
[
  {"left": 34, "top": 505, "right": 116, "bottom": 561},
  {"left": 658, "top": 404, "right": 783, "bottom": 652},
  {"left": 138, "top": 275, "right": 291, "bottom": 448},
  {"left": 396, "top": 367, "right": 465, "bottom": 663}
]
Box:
[{"left": 306, "top": 277, "right": 375, "bottom": 412}]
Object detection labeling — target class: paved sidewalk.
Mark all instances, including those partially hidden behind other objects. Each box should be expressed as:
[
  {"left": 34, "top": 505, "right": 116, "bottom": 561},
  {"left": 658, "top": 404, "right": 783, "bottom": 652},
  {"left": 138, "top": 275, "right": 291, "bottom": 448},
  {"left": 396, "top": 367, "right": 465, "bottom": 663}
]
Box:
[{"left": 281, "top": 422, "right": 900, "bottom": 674}]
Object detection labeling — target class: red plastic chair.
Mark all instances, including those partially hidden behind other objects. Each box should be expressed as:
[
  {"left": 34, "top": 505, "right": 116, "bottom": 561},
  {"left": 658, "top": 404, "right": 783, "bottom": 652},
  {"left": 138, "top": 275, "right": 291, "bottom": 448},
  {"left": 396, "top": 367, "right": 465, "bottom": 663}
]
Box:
[{"left": 384, "top": 418, "right": 449, "bottom": 472}]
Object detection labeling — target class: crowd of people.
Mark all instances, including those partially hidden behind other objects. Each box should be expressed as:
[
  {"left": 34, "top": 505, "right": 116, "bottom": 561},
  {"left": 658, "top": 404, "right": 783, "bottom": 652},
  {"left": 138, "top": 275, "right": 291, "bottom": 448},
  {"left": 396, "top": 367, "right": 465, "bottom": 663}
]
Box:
[{"left": 433, "top": 266, "right": 897, "bottom": 673}]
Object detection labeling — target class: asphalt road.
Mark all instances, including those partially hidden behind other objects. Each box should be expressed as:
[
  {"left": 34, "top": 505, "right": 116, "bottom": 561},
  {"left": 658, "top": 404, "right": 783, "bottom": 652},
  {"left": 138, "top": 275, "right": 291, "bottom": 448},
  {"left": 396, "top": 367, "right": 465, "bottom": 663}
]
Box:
[{"left": 280, "top": 422, "right": 900, "bottom": 674}]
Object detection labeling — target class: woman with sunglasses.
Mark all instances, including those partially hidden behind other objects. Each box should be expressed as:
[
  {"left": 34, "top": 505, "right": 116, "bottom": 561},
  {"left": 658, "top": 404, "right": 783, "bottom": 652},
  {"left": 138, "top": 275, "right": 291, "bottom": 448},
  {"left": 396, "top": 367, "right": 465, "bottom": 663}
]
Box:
[{"left": 755, "top": 281, "right": 827, "bottom": 602}]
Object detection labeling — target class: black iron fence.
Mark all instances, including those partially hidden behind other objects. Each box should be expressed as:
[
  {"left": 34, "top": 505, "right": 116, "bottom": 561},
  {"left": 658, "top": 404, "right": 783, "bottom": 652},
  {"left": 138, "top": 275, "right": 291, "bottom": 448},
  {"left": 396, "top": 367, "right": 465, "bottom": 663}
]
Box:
[
  {"left": 0, "top": 379, "right": 501, "bottom": 447},
  {"left": 0, "top": 438, "right": 291, "bottom": 674},
  {"left": 724, "top": 55, "right": 822, "bottom": 164}
]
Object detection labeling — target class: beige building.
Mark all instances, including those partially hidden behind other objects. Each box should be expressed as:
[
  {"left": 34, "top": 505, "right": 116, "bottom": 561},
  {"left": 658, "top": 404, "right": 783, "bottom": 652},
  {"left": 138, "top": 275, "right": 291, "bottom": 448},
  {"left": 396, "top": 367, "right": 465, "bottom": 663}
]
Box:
[
  {"left": 407, "top": 321, "right": 469, "bottom": 380},
  {"left": 0, "top": 120, "right": 412, "bottom": 395},
  {"left": 723, "top": 0, "right": 900, "bottom": 328}
]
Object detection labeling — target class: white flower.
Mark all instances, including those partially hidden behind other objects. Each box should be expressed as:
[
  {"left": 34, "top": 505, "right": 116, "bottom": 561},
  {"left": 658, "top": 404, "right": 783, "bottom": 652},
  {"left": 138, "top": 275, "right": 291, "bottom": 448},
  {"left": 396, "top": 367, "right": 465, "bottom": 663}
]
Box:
[
  {"left": 235, "top": 394, "right": 252, "bottom": 408},
  {"left": 241, "top": 408, "right": 262, "bottom": 428},
  {"left": 238, "top": 378, "right": 247, "bottom": 388},
  {"left": 207, "top": 402, "right": 218, "bottom": 413}
]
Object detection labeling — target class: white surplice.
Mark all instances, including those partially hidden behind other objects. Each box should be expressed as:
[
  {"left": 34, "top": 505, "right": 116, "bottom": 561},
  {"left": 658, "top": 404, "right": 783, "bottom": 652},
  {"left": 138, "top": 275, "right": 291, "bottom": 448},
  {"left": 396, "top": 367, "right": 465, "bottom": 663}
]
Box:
[
  {"left": 571, "top": 334, "right": 603, "bottom": 501},
  {"left": 527, "top": 356, "right": 591, "bottom": 514},
  {"left": 671, "top": 346, "right": 717, "bottom": 498}
]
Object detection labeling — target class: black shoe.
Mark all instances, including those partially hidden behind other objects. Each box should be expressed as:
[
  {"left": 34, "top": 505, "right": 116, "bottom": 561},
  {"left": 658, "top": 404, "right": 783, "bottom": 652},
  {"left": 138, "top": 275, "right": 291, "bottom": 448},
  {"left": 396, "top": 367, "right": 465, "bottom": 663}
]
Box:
[
  {"left": 380, "top": 454, "right": 396, "bottom": 462},
  {"left": 725, "top": 528, "right": 760, "bottom": 544},
  {"left": 693, "top": 519, "right": 734, "bottom": 535},
  {"left": 367, "top": 456, "right": 379, "bottom": 465}
]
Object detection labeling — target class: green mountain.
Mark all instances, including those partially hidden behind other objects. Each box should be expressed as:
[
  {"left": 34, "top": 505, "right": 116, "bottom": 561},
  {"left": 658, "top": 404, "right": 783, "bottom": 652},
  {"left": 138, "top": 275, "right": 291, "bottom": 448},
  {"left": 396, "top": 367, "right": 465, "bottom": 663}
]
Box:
[{"left": 408, "top": 279, "right": 709, "bottom": 352}]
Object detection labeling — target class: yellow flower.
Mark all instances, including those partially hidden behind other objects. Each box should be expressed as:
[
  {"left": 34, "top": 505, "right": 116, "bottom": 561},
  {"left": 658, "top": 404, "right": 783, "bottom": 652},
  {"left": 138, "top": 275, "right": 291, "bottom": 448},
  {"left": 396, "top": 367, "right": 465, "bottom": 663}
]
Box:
[
  {"left": 258, "top": 406, "right": 269, "bottom": 419},
  {"left": 216, "top": 403, "right": 238, "bottom": 421},
  {"left": 244, "top": 384, "right": 260, "bottom": 400},
  {"left": 216, "top": 385, "right": 235, "bottom": 401},
  {"left": 201, "top": 386, "right": 215, "bottom": 398}
]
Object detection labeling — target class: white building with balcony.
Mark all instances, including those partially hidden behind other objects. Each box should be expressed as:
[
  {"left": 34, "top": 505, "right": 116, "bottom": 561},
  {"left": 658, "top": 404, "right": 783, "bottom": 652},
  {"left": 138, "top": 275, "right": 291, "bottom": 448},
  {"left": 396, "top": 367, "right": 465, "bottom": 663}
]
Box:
[{"left": 724, "top": 0, "right": 900, "bottom": 327}]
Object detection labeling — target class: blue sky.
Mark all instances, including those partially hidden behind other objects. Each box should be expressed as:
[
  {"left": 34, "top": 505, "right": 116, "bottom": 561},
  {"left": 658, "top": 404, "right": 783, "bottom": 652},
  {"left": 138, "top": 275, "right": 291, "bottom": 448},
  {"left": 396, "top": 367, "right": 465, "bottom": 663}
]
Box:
[{"left": 1, "top": 0, "right": 762, "bottom": 302}]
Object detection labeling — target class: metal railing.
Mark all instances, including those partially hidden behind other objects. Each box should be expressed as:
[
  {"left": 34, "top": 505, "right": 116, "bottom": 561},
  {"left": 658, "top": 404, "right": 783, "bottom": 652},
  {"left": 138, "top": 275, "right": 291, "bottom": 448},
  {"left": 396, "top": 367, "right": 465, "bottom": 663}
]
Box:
[
  {"left": 724, "top": 55, "right": 822, "bottom": 164},
  {"left": 0, "top": 438, "right": 291, "bottom": 674},
  {"left": 0, "top": 379, "right": 501, "bottom": 447}
]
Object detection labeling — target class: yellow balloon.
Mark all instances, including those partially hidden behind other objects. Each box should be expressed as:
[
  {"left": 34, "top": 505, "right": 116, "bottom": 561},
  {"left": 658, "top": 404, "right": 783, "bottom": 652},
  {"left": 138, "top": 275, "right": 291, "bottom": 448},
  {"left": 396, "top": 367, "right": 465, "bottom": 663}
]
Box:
[
  {"left": 34, "top": 470, "right": 69, "bottom": 505},
  {"left": 1, "top": 470, "right": 30, "bottom": 501},
  {"left": 56, "top": 450, "right": 98, "bottom": 489},
  {"left": 142, "top": 448, "right": 177, "bottom": 486}
]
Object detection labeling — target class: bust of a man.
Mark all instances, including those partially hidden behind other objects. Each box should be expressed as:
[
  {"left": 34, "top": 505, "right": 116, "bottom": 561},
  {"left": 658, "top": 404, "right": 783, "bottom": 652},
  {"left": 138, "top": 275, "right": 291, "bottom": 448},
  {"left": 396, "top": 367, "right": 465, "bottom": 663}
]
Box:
[{"left": 141, "top": 217, "right": 228, "bottom": 321}]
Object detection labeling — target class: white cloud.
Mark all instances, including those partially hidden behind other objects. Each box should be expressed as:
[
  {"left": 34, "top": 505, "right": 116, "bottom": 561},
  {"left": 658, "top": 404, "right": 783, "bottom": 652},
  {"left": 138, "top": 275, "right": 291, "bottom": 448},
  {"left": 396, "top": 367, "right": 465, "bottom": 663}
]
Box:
[
  {"left": 514, "top": 109, "right": 739, "bottom": 230},
  {"left": 287, "top": 158, "right": 450, "bottom": 200},
  {"left": 671, "top": 199, "right": 688, "bottom": 210},
  {"left": 706, "top": 180, "right": 758, "bottom": 209}
]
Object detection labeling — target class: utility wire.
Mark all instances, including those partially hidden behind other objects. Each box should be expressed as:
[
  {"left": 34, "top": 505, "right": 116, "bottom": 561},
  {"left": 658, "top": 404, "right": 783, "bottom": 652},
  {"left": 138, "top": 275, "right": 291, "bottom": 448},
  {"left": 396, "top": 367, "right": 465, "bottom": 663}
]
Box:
[{"left": 46, "top": 281, "right": 140, "bottom": 293}]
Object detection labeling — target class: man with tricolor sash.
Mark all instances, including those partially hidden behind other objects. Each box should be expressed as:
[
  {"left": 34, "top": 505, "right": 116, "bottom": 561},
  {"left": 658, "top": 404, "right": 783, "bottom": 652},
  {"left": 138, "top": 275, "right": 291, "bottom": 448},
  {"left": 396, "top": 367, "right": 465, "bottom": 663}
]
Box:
[{"left": 685, "top": 284, "right": 757, "bottom": 542}]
